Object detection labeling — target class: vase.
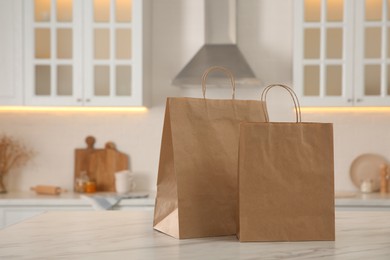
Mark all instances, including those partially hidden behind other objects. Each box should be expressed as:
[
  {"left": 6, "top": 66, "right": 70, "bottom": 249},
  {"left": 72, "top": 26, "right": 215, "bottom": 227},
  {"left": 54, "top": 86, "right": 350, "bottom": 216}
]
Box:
[{"left": 0, "top": 174, "right": 7, "bottom": 193}]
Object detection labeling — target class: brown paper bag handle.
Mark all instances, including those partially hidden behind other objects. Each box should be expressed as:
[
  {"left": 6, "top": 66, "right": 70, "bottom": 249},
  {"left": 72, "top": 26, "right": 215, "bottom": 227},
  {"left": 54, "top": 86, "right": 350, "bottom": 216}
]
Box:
[
  {"left": 260, "top": 84, "right": 302, "bottom": 123},
  {"left": 201, "top": 66, "right": 236, "bottom": 99}
]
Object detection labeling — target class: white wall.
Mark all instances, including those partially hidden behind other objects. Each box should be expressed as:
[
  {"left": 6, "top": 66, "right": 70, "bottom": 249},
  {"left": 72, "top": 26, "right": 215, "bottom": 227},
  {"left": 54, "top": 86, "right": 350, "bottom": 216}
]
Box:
[{"left": 1, "top": 0, "right": 389, "bottom": 192}]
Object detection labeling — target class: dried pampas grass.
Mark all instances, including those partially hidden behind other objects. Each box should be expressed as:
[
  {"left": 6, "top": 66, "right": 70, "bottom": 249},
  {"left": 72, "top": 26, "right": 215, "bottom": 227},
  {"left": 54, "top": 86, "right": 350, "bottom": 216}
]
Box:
[{"left": 0, "top": 135, "right": 35, "bottom": 177}]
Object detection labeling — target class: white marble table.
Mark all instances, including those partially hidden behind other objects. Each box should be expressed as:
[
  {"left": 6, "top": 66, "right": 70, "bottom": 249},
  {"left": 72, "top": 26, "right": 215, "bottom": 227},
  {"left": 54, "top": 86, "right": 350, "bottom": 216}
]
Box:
[{"left": 0, "top": 210, "right": 389, "bottom": 259}]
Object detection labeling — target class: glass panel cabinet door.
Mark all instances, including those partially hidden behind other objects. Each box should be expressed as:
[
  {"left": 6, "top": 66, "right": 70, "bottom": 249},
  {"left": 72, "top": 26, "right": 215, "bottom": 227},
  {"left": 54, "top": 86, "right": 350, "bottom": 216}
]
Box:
[
  {"left": 354, "top": 0, "right": 390, "bottom": 106},
  {"left": 24, "top": 0, "right": 147, "bottom": 107},
  {"left": 295, "top": 0, "right": 390, "bottom": 106},
  {"left": 84, "top": 0, "right": 141, "bottom": 106},
  {"left": 25, "top": 0, "right": 82, "bottom": 105},
  {"left": 294, "top": 0, "right": 353, "bottom": 106}
]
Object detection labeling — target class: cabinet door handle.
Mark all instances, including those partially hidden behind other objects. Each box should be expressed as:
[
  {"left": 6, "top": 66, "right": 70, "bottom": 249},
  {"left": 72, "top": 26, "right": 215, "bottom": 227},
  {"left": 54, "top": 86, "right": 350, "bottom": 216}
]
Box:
[
  {"left": 356, "top": 98, "right": 363, "bottom": 102},
  {"left": 85, "top": 99, "right": 91, "bottom": 102},
  {"left": 76, "top": 98, "right": 82, "bottom": 102},
  {"left": 347, "top": 98, "right": 353, "bottom": 102}
]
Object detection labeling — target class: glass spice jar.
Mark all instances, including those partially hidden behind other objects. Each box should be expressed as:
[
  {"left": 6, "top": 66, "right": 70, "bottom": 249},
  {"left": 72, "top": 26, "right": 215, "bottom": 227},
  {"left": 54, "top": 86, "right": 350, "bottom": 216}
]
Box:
[
  {"left": 360, "top": 179, "right": 373, "bottom": 193},
  {"left": 75, "top": 171, "right": 89, "bottom": 193},
  {"left": 85, "top": 180, "right": 97, "bottom": 193}
]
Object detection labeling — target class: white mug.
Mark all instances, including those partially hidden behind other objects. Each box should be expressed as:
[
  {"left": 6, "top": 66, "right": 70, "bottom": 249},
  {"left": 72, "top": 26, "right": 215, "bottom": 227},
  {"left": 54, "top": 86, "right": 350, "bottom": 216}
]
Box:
[{"left": 115, "top": 170, "right": 136, "bottom": 194}]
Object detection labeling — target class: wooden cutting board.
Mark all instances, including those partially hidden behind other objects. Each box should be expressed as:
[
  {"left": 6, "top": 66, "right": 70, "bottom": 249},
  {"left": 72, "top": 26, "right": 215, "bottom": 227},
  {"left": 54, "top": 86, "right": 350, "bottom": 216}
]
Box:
[
  {"left": 74, "top": 137, "right": 129, "bottom": 192},
  {"left": 89, "top": 142, "right": 129, "bottom": 192}
]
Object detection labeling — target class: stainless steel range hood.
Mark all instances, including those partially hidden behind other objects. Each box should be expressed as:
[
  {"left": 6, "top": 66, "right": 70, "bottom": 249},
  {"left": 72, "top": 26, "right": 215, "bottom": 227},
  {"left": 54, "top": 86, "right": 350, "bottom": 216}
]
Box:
[{"left": 172, "top": 0, "right": 260, "bottom": 87}]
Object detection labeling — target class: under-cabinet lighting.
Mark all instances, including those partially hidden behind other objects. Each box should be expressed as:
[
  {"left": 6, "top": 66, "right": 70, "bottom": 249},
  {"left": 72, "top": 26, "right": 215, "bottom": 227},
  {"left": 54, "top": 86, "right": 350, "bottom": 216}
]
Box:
[
  {"left": 0, "top": 106, "right": 148, "bottom": 112},
  {"left": 300, "top": 107, "right": 390, "bottom": 113}
]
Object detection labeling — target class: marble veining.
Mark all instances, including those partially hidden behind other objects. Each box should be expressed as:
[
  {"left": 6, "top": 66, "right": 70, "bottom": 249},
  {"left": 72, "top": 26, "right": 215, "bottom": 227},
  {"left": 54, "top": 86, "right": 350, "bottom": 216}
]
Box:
[{"left": 0, "top": 210, "right": 389, "bottom": 259}]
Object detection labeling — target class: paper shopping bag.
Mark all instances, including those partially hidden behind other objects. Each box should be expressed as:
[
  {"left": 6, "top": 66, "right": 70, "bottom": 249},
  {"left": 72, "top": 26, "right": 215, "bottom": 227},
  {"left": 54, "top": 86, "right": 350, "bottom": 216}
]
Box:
[
  {"left": 153, "top": 66, "right": 266, "bottom": 239},
  {"left": 237, "top": 84, "right": 335, "bottom": 242}
]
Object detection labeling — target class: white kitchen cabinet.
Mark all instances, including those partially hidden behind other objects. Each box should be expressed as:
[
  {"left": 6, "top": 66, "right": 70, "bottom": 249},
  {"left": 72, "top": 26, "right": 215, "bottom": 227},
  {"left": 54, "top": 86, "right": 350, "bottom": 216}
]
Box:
[
  {"left": 0, "top": 0, "right": 151, "bottom": 107},
  {"left": 294, "top": 0, "right": 390, "bottom": 107},
  {"left": 0, "top": 0, "right": 23, "bottom": 105}
]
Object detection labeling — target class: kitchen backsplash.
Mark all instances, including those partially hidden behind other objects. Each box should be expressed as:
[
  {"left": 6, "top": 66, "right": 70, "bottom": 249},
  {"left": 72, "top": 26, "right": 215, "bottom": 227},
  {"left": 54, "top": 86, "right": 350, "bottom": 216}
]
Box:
[{"left": 2, "top": 100, "right": 390, "bottom": 192}]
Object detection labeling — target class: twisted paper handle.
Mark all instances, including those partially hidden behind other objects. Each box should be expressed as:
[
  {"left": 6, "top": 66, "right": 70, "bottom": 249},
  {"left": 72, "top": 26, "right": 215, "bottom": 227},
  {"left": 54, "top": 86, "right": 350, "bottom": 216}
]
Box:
[
  {"left": 260, "top": 84, "right": 302, "bottom": 123},
  {"left": 201, "top": 66, "right": 236, "bottom": 99}
]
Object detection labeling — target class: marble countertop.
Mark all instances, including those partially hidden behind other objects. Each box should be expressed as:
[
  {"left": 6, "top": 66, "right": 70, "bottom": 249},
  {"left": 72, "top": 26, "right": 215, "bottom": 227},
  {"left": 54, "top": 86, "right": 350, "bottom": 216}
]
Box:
[
  {"left": 0, "top": 210, "right": 389, "bottom": 259},
  {"left": 335, "top": 191, "right": 390, "bottom": 208},
  {"left": 1, "top": 191, "right": 390, "bottom": 208},
  {"left": 0, "top": 191, "right": 155, "bottom": 207}
]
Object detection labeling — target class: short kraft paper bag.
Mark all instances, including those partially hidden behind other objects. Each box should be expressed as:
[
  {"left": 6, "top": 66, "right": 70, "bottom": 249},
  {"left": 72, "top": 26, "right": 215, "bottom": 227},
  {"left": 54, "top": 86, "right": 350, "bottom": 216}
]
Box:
[
  {"left": 153, "top": 67, "right": 266, "bottom": 239},
  {"left": 237, "top": 84, "right": 335, "bottom": 242}
]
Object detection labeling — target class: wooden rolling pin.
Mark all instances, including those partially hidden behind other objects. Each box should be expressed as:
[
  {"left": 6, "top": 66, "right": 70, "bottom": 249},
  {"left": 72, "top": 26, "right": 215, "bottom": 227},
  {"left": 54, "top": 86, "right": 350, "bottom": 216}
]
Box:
[{"left": 31, "top": 185, "right": 67, "bottom": 195}]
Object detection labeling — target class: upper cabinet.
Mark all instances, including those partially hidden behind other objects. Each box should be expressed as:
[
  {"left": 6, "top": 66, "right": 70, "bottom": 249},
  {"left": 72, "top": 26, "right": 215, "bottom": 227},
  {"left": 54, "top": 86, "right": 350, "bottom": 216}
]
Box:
[
  {"left": 21, "top": 0, "right": 151, "bottom": 107},
  {"left": 0, "top": 0, "right": 23, "bottom": 105},
  {"left": 294, "top": 0, "right": 390, "bottom": 106}
]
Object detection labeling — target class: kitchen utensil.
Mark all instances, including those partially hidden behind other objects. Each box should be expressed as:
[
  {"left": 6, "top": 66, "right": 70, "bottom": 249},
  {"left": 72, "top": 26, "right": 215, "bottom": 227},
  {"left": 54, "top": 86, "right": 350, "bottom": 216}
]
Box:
[
  {"left": 350, "top": 154, "right": 388, "bottom": 192},
  {"left": 31, "top": 185, "right": 67, "bottom": 195}
]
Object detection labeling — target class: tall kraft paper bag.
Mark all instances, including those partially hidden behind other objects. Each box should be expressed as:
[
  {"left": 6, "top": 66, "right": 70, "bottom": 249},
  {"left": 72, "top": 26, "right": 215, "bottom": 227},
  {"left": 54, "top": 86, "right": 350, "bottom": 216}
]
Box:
[
  {"left": 237, "top": 84, "right": 335, "bottom": 242},
  {"left": 153, "top": 66, "right": 266, "bottom": 239}
]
